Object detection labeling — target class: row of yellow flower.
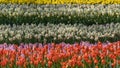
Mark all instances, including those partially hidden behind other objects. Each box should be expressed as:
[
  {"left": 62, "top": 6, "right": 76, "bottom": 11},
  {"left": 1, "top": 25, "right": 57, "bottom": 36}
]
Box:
[{"left": 0, "top": 0, "right": 120, "bottom": 4}]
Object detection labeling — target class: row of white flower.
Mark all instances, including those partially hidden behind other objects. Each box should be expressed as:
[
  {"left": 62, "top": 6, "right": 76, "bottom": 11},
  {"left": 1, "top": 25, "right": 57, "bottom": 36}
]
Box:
[
  {"left": 0, "top": 23, "right": 119, "bottom": 43},
  {"left": 0, "top": 4, "right": 119, "bottom": 16}
]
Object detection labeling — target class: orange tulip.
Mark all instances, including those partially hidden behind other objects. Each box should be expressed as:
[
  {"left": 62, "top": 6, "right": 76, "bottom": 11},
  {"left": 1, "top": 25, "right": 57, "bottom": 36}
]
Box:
[
  {"left": 9, "top": 63, "right": 13, "bottom": 68},
  {"left": 78, "top": 56, "right": 82, "bottom": 61},
  {"left": 109, "top": 47, "right": 114, "bottom": 52},
  {"left": 41, "top": 60, "right": 46, "bottom": 66},
  {"left": 111, "top": 62, "right": 116, "bottom": 68},
  {"left": 83, "top": 53, "right": 89, "bottom": 59},
  {"left": 10, "top": 57, "right": 15, "bottom": 63},
  {"left": 101, "top": 59, "right": 106, "bottom": 64},
  {"left": 34, "top": 60, "right": 39, "bottom": 66},
  {"left": 86, "top": 60, "right": 92, "bottom": 64},
  {"left": 109, "top": 54, "right": 116, "bottom": 59},
  {"left": 97, "top": 42, "right": 102, "bottom": 50},
  {"left": 77, "top": 61, "right": 83, "bottom": 66},
  {"left": 48, "top": 61, "right": 52, "bottom": 67},
  {"left": 47, "top": 55, "right": 52, "bottom": 61},
  {"left": 0, "top": 58, "right": 8, "bottom": 67},
  {"left": 52, "top": 56, "right": 58, "bottom": 62},
  {"left": 16, "top": 56, "right": 26, "bottom": 67},
  {"left": 100, "top": 53, "right": 105, "bottom": 59},
  {"left": 118, "top": 60, "right": 120, "bottom": 64},
  {"left": 95, "top": 65, "right": 98, "bottom": 68},
  {"left": 94, "top": 59, "right": 98, "bottom": 64},
  {"left": 61, "top": 61, "right": 68, "bottom": 68}
]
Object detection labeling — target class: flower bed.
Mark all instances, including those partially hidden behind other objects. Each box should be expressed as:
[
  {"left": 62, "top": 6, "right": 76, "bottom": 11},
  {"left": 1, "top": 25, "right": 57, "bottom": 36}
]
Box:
[
  {"left": 0, "top": 4, "right": 119, "bottom": 25},
  {"left": 0, "top": 23, "right": 119, "bottom": 43},
  {"left": 0, "top": 41, "right": 120, "bottom": 68},
  {"left": 0, "top": 0, "right": 120, "bottom": 4}
]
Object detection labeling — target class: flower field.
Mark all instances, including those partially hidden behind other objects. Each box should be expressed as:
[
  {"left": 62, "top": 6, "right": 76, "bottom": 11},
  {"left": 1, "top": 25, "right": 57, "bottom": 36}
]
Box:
[
  {"left": 0, "top": 0, "right": 120, "bottom": 68},
  {"left": 0, "top": 41, "right": 120, "bottom": 68}
]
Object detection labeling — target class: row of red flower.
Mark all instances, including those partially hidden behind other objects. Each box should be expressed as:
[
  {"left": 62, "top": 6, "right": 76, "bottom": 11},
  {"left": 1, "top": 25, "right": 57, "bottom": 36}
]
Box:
[{"left": 0, "top": 41, "right": 120, "bottom": 68}]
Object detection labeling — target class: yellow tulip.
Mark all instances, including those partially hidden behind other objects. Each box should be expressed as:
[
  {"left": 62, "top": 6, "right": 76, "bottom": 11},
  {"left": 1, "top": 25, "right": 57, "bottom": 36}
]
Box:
[{"left": 0, "top": 0, "right": 119, "bottom": 4}]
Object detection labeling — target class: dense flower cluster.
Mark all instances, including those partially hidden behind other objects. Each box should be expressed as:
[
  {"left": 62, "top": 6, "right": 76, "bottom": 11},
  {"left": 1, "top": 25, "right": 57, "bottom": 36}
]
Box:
[
  {"left": 0, "top": 23, "right": 119, "bottom": 43},
  {"left": 0, "top": 0, "right": 119, "bottom": 68},
  {"left": 0, "top": 0, "right": 119, "bottom": 4},
  {"left": 1, "top": 4, "right": 120, "bottom": 14},
  {"left": 0, "top": 41, "right": 120, "bottom": 68},
  {"left": 0, "top": 4, "right": 119, "bottom": 25}
]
